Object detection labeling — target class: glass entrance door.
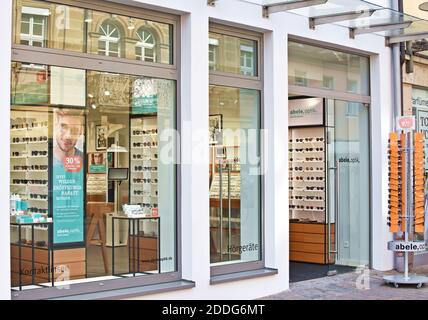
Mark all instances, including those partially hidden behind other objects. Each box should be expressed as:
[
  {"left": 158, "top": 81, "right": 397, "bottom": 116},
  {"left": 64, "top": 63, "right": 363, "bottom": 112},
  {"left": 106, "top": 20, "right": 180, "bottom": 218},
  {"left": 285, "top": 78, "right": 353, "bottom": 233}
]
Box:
[{"left": 326, "top": 99, "right": 370, "bottom": 267}]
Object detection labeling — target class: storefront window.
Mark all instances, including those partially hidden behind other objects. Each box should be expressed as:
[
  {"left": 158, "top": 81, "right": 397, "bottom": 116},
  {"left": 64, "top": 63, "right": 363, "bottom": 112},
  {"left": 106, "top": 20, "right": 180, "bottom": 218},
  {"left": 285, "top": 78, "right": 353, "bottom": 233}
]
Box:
[
  {"left": 10, "top": 62, "right": 177, "bottom": 289},
  {"left": 288, "top": 41, "right": 370, "bottom": 96},
  {"left": 13, "top": 0, "right": 173, "bottom": 64},
  {"left": 209, "top": 32, "right": 258, "bottom": 77},
  {"left": 208, "top": 26, "right": 262, "bottom": 272},
  {"left": 209, "top": 86, "right": 261, "bottom": 266}
]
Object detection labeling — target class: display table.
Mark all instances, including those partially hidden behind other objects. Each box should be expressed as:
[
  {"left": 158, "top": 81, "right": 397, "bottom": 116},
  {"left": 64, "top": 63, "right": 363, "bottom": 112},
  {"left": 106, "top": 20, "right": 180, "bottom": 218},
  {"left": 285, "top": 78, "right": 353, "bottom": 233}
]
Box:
[
  {"left": 110, "top": 214, "right": 160, "bottom": 277},
  {"left": 10, "top": 222, "right": 54, "bottom": 290}
]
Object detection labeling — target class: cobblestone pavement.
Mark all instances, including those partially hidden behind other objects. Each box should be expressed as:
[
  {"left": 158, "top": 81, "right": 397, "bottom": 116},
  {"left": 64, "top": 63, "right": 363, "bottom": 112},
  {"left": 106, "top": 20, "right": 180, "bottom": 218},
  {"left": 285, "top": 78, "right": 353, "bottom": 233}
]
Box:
[{"left": 261, "top": 267, "right": 428, "bottom": 300}]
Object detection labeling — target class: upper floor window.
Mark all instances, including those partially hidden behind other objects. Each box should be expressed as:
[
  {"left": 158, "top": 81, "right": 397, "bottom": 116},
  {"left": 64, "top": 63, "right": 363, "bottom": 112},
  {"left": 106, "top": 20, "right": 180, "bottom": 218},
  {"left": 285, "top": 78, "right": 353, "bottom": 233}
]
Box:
[
  {"left": 98, "top": 21, "right": 121, "bottom": 57},
  {"left": 20, "top": 7, "right": 49, "bottom": 47},
  {"left": 323, "top": 76, "right": 334, "bottom": 90},
  {"left": 135, "top": 28, "right": 155, "bottom": 62},
  {"left": 13, "top": 0, "right": 175, "bottom": 65},
  {"left": 240, "top": 44, "right": 254, "bottom": 76},
  {"left": 209, "top": 38, "right": 219, "bottom": 71},
  {"left": 208, "top": 31, "right": 258, "bottom": 77}
]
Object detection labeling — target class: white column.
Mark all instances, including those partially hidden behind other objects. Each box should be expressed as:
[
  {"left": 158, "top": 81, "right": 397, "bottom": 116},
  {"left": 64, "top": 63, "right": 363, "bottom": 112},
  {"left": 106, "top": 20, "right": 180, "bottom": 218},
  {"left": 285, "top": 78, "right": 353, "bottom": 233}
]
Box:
[
  {"left": 264, "top": 28, "right": 289, "bottom": 279},
  {"left": 180, "top": 4, "right": 211, "bottom": 286},
  {"left": 370, "top": 52, "right": 394, "bottom": 271},
  {"left": 0, "top": 0, "right": 12, "bottom": 300}
]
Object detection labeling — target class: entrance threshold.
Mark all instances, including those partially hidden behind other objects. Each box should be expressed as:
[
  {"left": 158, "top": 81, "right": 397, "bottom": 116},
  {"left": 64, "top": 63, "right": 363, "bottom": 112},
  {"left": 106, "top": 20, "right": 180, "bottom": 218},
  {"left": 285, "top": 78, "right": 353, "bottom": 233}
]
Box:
[{"left": 290, "top": 262, "right": 356, "bottom": 283}]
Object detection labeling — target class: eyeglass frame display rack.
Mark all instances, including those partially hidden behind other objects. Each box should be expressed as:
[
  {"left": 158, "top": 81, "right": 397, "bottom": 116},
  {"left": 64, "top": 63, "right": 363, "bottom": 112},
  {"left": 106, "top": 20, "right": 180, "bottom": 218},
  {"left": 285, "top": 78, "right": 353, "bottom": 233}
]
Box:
[
  {"left": 288, "top": 125, "right": 334, "bottom": 265},
  {"left": 384, "top": 131, "right": 428, "bottom": 288},
  {"left": 288, "top": 130, "right": 327, "bottom": 224},
  {"left": 124, "top": 114, "right": 161, "bottom": 275},
  {"left": 128, "top": 113, "right": 159, "bottom": 220}
]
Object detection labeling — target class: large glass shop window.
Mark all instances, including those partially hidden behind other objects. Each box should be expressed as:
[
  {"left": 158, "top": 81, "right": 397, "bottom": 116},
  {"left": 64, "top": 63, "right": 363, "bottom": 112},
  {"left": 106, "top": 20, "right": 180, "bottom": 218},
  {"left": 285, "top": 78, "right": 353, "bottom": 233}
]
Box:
[
  {"left": 10, "top": 62, "right": 176, "bottom": 288},
  {"left": 209, "top": 85, "right": 262, "bottom": 265},
  {"left": 13, "top": 0, "right": 173, "bottom": 64}
]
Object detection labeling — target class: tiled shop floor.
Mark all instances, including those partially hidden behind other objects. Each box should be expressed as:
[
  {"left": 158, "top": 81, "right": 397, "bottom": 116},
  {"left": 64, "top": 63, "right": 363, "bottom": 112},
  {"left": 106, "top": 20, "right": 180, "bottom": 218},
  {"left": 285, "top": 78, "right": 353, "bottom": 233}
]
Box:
[{"left": 260, "top": 268, "right": 428, "bottom": 300}]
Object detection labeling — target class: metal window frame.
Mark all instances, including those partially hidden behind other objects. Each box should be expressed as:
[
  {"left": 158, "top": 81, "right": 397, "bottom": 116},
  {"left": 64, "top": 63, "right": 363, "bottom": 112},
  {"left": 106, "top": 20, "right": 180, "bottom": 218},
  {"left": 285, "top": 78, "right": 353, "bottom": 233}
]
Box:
[
  {"left": 208, "top": 23, "right": 266, "bottom": 277},
  {"left": 10, "top": 0, "right": 182, "bottom": 301}
]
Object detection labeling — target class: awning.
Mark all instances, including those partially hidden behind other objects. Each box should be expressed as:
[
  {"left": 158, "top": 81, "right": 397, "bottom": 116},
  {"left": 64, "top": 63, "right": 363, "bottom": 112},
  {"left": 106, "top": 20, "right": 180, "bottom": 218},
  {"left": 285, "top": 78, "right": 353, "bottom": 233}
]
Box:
[{"left": 207, "top": 0, "right": 428, "bottom": 46}]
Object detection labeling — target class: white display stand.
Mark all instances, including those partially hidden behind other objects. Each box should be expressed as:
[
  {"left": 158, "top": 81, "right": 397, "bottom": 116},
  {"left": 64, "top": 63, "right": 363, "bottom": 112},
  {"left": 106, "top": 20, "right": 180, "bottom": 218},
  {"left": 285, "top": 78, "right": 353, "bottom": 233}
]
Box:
[
  {"left": 105, "top": 212, "right": 129, "bottom": 247},
  {"left": 384, "top": 131, "right": 428, "bottom": 288}
]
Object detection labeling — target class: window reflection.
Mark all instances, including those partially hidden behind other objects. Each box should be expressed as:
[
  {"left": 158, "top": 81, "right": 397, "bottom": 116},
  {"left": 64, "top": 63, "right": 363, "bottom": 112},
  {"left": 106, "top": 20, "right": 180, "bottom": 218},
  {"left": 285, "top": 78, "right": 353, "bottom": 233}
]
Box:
[
  {"left": 288, "top": 41, "right": 370, "bottom": 96},
  {"left": 13, "top": 0, "right": 173, "bottom": 65},
  {"left": 209, "top": 32, "right": 258, "bottom": 77}
]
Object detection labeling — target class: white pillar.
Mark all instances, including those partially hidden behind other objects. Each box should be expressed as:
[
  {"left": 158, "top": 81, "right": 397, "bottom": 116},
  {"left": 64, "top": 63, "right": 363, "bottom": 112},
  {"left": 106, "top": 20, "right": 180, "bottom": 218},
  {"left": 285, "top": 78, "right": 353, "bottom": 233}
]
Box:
[
  {"left": 0, "top": 0, "right": 12, "bottom": 300},
  {"left": 264, "top": 28, "right": 289, "bottom": 280},
  {"left": 370, "top": 52, "right": 394, "bottom": 271},
  {"left": 180, "top": 3, "right": 211, "bottom": 286}
]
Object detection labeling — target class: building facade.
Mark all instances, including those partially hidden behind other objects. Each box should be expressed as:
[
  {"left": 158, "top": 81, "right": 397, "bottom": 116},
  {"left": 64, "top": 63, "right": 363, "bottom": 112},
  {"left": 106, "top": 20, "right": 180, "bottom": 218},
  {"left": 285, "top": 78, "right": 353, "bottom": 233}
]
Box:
[
  {"left": 402, "top": 0, "right": 428, "bottom": 269},
  {"left": 0, "top": 0, "right": 403, "bottom": 300}
]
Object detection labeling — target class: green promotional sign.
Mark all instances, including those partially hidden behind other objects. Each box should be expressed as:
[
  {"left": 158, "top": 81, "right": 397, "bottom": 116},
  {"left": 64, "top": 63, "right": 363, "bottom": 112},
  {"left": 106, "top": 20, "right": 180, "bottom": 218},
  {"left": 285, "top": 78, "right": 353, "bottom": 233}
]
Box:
[
  {"left": 89, "top": 164, "right": 107, "bottom": 173},
  {"left": 131, "top": 78, "right": 158, "bottom": 115},
  {"left": 132, "top": 94, "right": 158, "bottom": 115}
]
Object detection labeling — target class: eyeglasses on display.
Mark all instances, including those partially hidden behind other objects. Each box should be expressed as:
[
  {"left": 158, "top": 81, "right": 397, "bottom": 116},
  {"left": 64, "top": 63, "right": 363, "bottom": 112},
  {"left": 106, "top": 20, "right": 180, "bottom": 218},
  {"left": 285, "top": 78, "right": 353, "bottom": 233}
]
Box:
[{"left": 31, "top": 150, "right": 48, "bottom": 156}]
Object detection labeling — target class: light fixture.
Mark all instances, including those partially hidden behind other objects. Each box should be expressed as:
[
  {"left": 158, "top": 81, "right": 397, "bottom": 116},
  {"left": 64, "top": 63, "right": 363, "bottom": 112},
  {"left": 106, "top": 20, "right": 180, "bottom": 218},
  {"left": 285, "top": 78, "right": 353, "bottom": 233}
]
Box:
[
  {"left": 84, "top": 10, "right": 92, "bottom": 23},
  {"left": 420, "top": 2, "right": 428, "bottom": 11},
  {"left": 104, "top": 90, "right": 111, "bottom": 96},
  {"left": 91, "top": 103, "right": 97, "bottom": 109},
  {"left": 88, "top": 93, "right": 94, "bottom": 98}
]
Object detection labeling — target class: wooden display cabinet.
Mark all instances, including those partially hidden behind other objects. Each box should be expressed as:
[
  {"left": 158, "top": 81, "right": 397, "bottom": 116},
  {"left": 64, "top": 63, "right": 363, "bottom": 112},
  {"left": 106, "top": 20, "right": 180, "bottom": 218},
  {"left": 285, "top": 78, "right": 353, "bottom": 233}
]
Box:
[{"left": 289, "top": 222, "right": 335, "bottom": 264}]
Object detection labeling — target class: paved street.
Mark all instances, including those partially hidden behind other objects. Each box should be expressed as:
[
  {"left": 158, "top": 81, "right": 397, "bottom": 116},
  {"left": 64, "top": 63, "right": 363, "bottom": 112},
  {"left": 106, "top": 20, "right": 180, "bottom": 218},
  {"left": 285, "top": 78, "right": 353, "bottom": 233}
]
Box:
[{"left": 261, "top": 268, "right": 428, "bottom": 300}]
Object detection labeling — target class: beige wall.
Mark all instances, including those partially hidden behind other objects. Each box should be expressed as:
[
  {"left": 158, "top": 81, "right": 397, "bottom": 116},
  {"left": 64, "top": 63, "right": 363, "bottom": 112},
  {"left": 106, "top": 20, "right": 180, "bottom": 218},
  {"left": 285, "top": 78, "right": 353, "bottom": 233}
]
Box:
[
  {"left": 403, "top": 57, "right": 428, "bottom": 115},
  {"left": 402, "top": 0, "right": 428, "bottom": 115},
  {"left": 404, "top": 0, "right": 428, "bottom": 19}
]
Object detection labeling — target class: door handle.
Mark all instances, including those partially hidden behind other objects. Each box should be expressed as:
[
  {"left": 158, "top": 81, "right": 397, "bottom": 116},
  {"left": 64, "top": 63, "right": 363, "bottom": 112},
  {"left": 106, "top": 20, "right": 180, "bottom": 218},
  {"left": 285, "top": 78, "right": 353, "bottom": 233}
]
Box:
[
  {"left": 328, "top": 165, "right": 338, "bottom": 263},
  {"left": 335, "top": 160, "right": 340, "bottom": 260},
  {"left": 328, "top": 161, "right": 340, "bottom": 260}
]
